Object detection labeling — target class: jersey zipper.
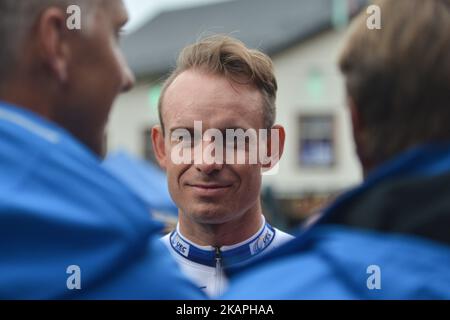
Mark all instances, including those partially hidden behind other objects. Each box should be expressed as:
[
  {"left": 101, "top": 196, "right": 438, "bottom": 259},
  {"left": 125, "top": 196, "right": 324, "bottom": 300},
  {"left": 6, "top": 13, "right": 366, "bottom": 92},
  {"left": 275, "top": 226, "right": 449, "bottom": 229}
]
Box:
[{"left": 215, "top": 247, "right": 223, "bottom": 296}]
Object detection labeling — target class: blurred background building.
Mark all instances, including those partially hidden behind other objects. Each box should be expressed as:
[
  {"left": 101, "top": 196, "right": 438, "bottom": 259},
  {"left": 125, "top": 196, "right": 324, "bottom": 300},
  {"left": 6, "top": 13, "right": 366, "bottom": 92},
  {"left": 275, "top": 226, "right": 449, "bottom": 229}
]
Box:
[{"left": 107, "top": 0, "right": 367, "bottom": 230}]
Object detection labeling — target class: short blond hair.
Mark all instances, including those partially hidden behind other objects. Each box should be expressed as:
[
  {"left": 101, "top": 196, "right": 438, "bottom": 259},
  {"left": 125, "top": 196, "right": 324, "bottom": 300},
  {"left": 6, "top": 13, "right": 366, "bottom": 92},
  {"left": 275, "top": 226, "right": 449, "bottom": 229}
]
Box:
[
  {"left": 339, "top": 0, "right": 450, "bottom": 165},
  {"left": 158, "top": 35, "right": 278, "bottom": 132}
]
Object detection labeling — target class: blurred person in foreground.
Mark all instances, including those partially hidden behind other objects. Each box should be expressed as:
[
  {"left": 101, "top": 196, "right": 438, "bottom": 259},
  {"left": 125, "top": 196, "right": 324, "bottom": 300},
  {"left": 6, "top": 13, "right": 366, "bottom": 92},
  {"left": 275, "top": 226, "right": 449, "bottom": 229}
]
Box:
[
  {"left": 152, "top": 35, "right": 293, "bottom": 297},
  {"left": 223, "top": 0, "right": 450, "bottom": 299},
  {"left": 0, "top": 0, "right": 204, "bottom": 299}
]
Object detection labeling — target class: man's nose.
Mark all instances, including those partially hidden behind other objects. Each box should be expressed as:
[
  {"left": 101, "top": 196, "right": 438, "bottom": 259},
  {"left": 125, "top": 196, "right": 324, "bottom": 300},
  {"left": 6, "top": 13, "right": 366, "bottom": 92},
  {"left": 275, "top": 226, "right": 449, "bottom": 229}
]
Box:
[
  {"left": 195, "top": 161, "right": 224, "bottom": 175},
  {"left": 194, "top": 141, "right": 224, "bottom": 174},
  {"left": 121, "top": 64, "right": 135, "bottom": 93}
]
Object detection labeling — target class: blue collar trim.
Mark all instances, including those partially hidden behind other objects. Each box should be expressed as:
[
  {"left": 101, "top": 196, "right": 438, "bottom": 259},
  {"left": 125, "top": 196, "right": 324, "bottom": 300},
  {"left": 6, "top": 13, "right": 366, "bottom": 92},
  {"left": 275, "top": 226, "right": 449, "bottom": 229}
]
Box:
[{"left": 169, "top": 222, "right": 276, "bottom": 268}]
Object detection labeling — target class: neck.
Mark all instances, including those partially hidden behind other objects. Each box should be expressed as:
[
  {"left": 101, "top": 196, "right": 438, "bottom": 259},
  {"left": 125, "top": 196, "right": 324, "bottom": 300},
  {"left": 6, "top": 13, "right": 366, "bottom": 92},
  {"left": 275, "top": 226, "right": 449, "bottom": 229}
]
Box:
[
  {"left": 0, "top": 77, "right": 54, "bottom": 120},
  {"left": 178, "top": 203, "right": 264, "bottom": 247},
  {"left": 362, "top": 160, "right": 379, "bottom": 178}
]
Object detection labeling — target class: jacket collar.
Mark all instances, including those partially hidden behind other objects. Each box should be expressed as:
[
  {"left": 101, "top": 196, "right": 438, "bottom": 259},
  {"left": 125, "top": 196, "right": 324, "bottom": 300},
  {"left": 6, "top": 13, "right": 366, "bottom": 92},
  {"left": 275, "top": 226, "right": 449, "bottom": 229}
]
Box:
[{"left": 323, "top": 142, "right": 450, "bottom": 245}]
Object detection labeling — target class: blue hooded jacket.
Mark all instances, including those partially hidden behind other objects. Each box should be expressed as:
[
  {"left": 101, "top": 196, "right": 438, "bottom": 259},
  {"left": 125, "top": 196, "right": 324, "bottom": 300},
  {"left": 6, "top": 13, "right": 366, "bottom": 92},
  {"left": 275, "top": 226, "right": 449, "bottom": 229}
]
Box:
[
  {"left": 0, "top": 102, "right": 205, "bottom": 299},
  {"left": 224, "top": 143, "right": 450, "bottom": 299}
]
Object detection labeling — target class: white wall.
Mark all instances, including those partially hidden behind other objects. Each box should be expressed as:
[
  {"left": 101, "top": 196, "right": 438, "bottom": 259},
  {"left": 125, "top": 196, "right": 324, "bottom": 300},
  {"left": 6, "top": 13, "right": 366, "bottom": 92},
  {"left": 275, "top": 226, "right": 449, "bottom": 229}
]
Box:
[
  {"left": 107, "top": 82, "right": 160, "bottom": 157},
  {"left": 265, "top": 29, "right": 363, "bottom": 196}
]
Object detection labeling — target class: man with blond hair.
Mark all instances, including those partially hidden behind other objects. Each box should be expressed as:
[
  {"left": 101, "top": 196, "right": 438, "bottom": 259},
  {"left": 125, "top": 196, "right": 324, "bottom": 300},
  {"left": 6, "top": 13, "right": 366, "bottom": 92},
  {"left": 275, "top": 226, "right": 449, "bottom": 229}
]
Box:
[
  {"left": 152, "top": 35, "right": 293, "bottom": 297},
  {"left": 224, "top": 0, "right": 450, "bottom": 299}
]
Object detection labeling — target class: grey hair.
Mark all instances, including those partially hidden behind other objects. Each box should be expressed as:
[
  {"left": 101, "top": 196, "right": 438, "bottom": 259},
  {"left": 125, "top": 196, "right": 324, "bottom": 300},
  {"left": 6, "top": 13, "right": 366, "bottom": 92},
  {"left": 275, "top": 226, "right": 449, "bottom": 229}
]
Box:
[{"left": 0, "top": 0, "right": 98, "bottom": 82}]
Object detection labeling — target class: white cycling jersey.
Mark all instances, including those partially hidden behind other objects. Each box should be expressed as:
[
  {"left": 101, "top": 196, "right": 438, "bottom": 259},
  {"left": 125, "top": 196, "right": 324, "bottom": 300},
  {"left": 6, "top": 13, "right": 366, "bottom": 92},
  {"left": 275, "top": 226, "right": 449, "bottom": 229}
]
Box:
[{"left": 161, "top": 216, "right": 293, "bottom": 297}]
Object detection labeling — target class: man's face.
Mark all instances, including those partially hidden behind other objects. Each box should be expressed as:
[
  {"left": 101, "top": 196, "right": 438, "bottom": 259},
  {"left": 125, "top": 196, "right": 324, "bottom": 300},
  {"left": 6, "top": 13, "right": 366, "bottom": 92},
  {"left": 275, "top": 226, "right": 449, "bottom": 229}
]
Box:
[
  {"left": 156, "top": 70, "right": 266, "bottom": 225},
  {"left": 54, "top": 0, "right": 134, "bottom": 157}
]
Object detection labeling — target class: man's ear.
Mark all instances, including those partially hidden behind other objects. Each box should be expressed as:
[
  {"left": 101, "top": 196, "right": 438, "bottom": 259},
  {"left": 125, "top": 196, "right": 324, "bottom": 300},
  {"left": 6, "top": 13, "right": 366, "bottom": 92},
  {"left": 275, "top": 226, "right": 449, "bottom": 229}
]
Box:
[
  {"left": 36, "top": 7, "right": 71, "bottom": 83},
  {"left": 152, "top": 125, "right": 167, "bottom": 171},
  {"left": 262, "top": 124, "right": 286, "bottom": 171}
]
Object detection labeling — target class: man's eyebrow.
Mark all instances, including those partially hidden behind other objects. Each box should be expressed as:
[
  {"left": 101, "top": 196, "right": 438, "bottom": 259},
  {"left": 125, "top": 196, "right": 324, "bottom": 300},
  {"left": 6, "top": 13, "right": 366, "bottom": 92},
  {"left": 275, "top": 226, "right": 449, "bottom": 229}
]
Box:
[
  {"left": 215, "top": 127, "right": 253, "bottom": 134},
  {"left": 169, "top": 127, "right": 252, "bottom": 133},
  {"left": 118, "top": 15, "right": 129, "bottom": 27},
  {"left": 169, "top": 127, "right": 195, "bottom": 133},
  {"left": 115, "top": 7, "right": 129, "bottom": 27},
  {"left": 222, "top": 127, "right": 251, "bottom": 131}
]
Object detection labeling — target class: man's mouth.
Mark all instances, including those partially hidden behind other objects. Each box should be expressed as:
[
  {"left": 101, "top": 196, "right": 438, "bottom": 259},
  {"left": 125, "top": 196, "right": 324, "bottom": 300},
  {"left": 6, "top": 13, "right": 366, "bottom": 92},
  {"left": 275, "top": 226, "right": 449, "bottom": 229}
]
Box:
[{"left": 187, "top": 183, "right": 232, "bottom": 196}]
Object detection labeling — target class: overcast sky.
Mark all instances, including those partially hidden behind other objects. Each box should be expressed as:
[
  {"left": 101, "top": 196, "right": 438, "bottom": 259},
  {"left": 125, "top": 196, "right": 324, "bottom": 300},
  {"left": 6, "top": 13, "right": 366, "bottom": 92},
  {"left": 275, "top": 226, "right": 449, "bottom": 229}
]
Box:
[{"left": 123, "top": 0, "right": 232, "bottom": 32}]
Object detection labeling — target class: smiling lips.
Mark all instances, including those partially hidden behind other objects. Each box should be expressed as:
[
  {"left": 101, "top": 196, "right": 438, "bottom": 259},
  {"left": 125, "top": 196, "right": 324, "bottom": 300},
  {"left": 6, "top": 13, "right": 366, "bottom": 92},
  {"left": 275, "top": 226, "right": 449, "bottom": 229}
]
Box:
[{"left": 187, "top": 183, "right": 232, "bottom": 196}]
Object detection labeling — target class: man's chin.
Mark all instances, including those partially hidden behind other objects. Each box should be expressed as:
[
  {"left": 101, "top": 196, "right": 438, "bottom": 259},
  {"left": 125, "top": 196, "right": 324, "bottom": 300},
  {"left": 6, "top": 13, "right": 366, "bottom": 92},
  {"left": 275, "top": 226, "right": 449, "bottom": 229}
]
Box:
[
  {"left": 187, "top": 207, "right": 235, "bottom": 225},
  {"left": 78, "top": 129, "right": 108, "bottom": 158}
]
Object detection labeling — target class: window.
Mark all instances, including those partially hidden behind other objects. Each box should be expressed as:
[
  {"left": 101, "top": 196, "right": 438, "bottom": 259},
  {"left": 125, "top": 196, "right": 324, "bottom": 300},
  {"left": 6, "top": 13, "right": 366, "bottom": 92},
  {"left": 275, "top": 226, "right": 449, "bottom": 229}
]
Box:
[{"left": 298, "top": 115, "right": 335, "bottom": 168}]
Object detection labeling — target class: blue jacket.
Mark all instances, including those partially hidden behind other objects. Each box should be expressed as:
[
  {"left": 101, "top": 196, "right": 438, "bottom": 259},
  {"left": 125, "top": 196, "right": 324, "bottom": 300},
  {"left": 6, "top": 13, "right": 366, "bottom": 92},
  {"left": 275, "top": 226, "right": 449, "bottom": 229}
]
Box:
[
  {"left": 0, "top": 102, "right": 205, "bottom": 299},
  {"left": 224, "top": 143, "right": 450, "bottom": 299}
]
